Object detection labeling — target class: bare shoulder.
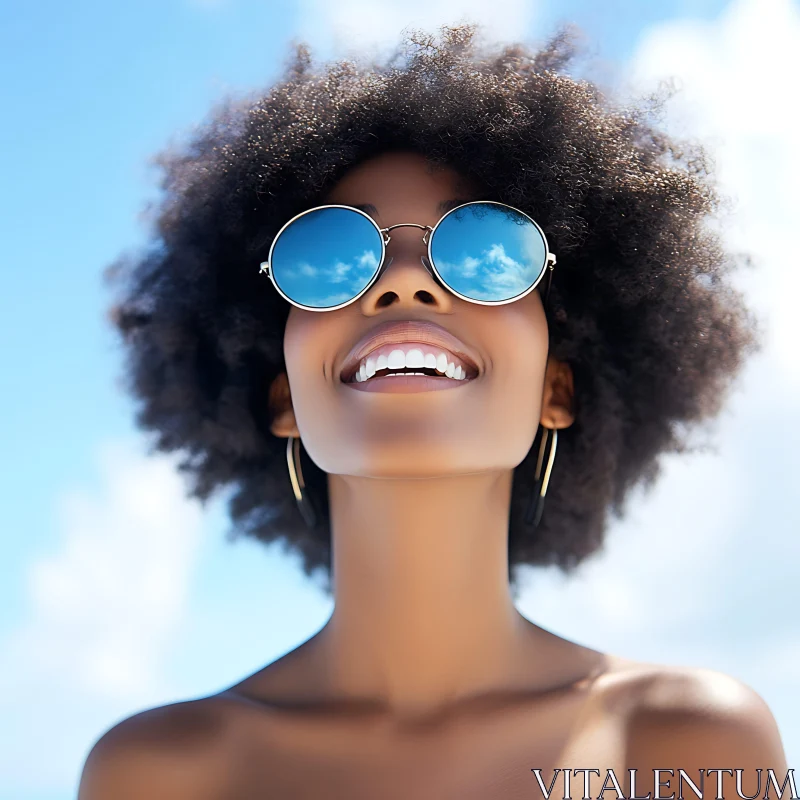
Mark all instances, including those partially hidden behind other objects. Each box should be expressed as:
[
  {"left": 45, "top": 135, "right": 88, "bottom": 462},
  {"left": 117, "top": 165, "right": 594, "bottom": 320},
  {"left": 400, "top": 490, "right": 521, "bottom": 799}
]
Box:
[
  {"left": 597, "top": 657, "right": 787, "bottom": 771},
  {"left": 78, "top": 694, "right": 242, "bottom": 800}
]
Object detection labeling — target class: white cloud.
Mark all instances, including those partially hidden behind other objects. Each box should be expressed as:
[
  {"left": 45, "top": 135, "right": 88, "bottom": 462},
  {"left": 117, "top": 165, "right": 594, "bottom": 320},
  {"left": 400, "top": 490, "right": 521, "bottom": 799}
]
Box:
[
  {"left": 517, "top": 440, "right": 746, "bottom": 648},
  {"left": 0, "top": 439, "right": 206, "bottom": 793},
  {"left": 624, "top": 0, "right": 800, "bottom": 387},
  {"left": 296, "top": 0, "right": 537, "bottom": 57}
]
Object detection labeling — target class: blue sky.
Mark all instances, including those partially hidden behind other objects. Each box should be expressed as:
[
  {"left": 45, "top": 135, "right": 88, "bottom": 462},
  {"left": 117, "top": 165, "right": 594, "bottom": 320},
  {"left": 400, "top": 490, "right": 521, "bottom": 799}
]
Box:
[{"left": 1, "top": 0, "right": 798, "bottom": 797}]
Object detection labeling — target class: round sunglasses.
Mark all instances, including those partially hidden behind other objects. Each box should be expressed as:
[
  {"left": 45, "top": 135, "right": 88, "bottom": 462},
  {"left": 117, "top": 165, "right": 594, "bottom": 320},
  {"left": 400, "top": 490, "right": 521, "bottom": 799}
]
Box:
[{"left": 258, "top": 200, "right": 556, "bottom": 312}]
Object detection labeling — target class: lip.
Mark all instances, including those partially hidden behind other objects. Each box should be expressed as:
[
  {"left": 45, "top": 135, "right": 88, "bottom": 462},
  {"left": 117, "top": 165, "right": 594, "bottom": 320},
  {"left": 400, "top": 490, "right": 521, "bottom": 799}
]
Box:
[
  {"left": 346, "top": 373, "right": 469, "bottom": 394},
  {"left": 338, "top": 319, "right": 481, "bottom": 385}
]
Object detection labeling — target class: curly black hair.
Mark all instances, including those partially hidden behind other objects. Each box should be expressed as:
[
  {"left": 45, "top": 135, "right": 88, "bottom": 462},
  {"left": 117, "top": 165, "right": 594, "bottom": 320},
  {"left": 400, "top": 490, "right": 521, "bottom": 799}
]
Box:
[{"left": 106, "top": 24, "right": 759, "bottom": 596}]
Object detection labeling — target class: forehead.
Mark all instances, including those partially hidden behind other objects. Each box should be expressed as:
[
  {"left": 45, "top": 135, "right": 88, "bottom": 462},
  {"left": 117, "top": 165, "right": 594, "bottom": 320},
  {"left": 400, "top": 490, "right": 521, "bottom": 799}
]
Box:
[{"left": 324, "top": 151, "right": 478, "bottom": 206}]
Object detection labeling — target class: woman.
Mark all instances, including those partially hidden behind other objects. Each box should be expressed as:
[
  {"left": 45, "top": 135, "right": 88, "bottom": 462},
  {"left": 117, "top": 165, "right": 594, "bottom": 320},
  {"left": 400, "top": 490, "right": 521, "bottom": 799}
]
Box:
[{"left": 79, "top": 24, "right": 787, "bottom": 799}]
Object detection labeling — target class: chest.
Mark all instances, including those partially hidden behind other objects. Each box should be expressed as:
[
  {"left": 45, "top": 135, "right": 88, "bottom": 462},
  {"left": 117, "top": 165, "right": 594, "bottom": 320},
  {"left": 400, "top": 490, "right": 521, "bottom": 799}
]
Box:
[{"left": 228, "top": 703, "right": 628, "bottom": 800}]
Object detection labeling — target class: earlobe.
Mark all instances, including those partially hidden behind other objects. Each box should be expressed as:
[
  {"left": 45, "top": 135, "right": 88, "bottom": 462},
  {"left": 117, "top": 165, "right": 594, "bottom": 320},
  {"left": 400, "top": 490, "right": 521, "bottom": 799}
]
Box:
[
  {"left": 268, "top": 371, "right": 300, "bottom": 438},
  {"left": 540, "top": 357, "right": 575, "bottom": 430}
]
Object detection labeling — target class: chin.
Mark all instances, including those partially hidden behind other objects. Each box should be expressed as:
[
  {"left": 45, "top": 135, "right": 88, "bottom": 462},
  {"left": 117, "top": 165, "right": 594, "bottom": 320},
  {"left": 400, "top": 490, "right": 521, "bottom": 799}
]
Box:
[{"left": 320, "top": 440, "right": 514, "bottom": 478}]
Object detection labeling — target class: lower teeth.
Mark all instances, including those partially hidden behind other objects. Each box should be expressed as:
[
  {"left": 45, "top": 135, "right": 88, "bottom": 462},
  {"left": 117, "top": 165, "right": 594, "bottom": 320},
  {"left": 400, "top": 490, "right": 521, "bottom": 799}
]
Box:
[{"left": 354, "top": 369, "right": 462, "bottom": 383}]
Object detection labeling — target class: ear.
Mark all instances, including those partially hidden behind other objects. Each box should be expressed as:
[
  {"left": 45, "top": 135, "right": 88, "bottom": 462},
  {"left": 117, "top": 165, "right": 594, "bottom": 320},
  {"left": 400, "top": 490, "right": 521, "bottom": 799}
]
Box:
[
  {"left": 540, "top": 356, "right": 575, "bottom": 429},
  {"left": 268, "top": 371, "right": 300, "bottom": 438}
]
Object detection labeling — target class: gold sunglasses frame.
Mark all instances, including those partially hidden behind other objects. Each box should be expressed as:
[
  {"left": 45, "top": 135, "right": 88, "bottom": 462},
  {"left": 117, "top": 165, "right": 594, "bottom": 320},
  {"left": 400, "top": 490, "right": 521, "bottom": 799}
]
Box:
[{"left": 258, "top": 200, "right": 556, "bottom": 313}]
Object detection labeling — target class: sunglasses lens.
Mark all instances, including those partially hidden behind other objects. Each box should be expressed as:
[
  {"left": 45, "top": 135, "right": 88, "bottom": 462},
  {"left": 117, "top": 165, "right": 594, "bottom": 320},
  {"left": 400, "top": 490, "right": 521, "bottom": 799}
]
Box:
[
  {"left": 270, "top": 207, "right": 382, "bottom": 309},
  {"left": 429, "top": 203, "right": 547, "bottom": 303}
]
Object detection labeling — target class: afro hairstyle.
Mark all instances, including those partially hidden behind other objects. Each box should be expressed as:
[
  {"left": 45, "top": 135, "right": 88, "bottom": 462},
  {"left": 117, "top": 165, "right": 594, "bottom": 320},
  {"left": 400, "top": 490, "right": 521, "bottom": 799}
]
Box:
[{"left": 106, "top": 24, "right": 760, "bottom": 596}]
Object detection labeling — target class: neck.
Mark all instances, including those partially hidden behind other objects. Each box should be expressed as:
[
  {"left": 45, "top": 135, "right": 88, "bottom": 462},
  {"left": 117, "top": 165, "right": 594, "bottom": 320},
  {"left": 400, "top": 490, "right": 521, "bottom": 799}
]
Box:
[{"left": 313, "top": 469, "right": 534, "bottom": 718}]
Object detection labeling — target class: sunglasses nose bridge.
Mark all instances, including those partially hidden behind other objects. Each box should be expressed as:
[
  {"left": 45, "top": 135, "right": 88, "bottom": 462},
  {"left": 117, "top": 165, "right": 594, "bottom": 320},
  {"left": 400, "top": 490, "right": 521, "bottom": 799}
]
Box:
[
  {"left": 380, "top": 222, "right": 433, "bottom": 246},
  {"left": 379, "top": 222, "right": 433, "bottom": 272}
]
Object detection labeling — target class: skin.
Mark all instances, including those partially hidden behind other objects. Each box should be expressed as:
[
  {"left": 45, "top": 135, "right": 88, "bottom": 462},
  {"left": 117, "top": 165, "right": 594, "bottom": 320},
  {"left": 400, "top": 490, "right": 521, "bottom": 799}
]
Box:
[{"left": 79, "top": 152, "right": 787, "bottom": 799}]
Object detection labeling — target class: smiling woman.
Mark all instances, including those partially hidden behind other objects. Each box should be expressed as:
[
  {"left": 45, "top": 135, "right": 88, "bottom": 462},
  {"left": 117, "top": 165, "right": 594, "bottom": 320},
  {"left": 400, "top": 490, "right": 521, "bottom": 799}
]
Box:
[{"left": 79, "top": 23, "right": 787, "bottom": 800}]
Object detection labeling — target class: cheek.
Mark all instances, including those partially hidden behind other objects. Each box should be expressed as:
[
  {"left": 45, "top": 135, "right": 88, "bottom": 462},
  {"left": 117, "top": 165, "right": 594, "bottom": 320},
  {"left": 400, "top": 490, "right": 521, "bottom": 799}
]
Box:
[
  {"left": 484, "top": 299, "right": 550, "bottom": 453},
  {"left": 486, "top": 356, "right": 548, "bottom": 463},
  {"left": 502, "top": 297, "right": 549, "bottom": 388},
  {"left": 281, "top": 310, "right": 331, "bottom": 418},
  {"left": 283, "top": 313, "right": 313, "bottom": 371}
]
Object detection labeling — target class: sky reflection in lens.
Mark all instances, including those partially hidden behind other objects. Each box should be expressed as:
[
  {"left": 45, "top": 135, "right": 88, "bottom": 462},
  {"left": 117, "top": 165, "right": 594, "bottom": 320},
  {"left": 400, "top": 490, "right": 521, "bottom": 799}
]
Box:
[
  {"left": 270, "top": 207, "right": 381, "bottom": 308},
  {"left": 431, "top": 203, "right": 546, "bottom": 302}
]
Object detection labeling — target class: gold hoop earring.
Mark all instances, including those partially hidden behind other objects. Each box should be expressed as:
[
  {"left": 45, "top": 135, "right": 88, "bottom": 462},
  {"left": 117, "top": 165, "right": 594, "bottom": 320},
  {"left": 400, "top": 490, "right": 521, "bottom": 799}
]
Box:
[
  {"left": 287, "top": 436, "right": 318, "bottom": 529},
  {"left": 524, "top": 425, "right": 558, "bottom": 528}
]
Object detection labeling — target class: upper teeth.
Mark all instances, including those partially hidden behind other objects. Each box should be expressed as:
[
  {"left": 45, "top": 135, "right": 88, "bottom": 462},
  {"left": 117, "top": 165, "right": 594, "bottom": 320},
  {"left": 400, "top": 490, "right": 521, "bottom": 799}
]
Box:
[{"left": 353, "top": 347, "right": 470, "bottom": 383}]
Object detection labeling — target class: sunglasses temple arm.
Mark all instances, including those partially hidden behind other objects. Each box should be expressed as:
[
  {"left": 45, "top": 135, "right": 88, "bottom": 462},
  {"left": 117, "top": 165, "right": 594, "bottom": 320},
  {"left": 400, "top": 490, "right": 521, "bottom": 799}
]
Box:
[{"left": 542, "top": 261, "right": 555, "bottom": 308}]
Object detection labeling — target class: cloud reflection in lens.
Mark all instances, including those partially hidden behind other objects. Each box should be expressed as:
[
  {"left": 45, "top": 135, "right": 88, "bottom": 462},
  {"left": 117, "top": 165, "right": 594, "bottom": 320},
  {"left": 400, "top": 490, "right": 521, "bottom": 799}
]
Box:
[
  {"left": 270, "top": 208, "right": 382, "bottom": 308},
  {"left": 430, "top": 203, "right": 546, "bottom": 302}
]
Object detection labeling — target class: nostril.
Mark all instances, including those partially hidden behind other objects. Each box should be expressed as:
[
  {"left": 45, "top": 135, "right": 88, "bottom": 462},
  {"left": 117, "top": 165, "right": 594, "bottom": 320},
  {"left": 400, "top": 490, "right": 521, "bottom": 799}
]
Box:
[{"left": 416, "top": 290, "right": 436, "bottom": 304}]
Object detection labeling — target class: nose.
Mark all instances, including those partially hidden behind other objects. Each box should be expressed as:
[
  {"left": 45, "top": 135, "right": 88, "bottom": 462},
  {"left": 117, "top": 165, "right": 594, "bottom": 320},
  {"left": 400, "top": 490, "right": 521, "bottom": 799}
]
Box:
[{"left": 357, "top": 227, "right": 454, "bottom": 314}]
